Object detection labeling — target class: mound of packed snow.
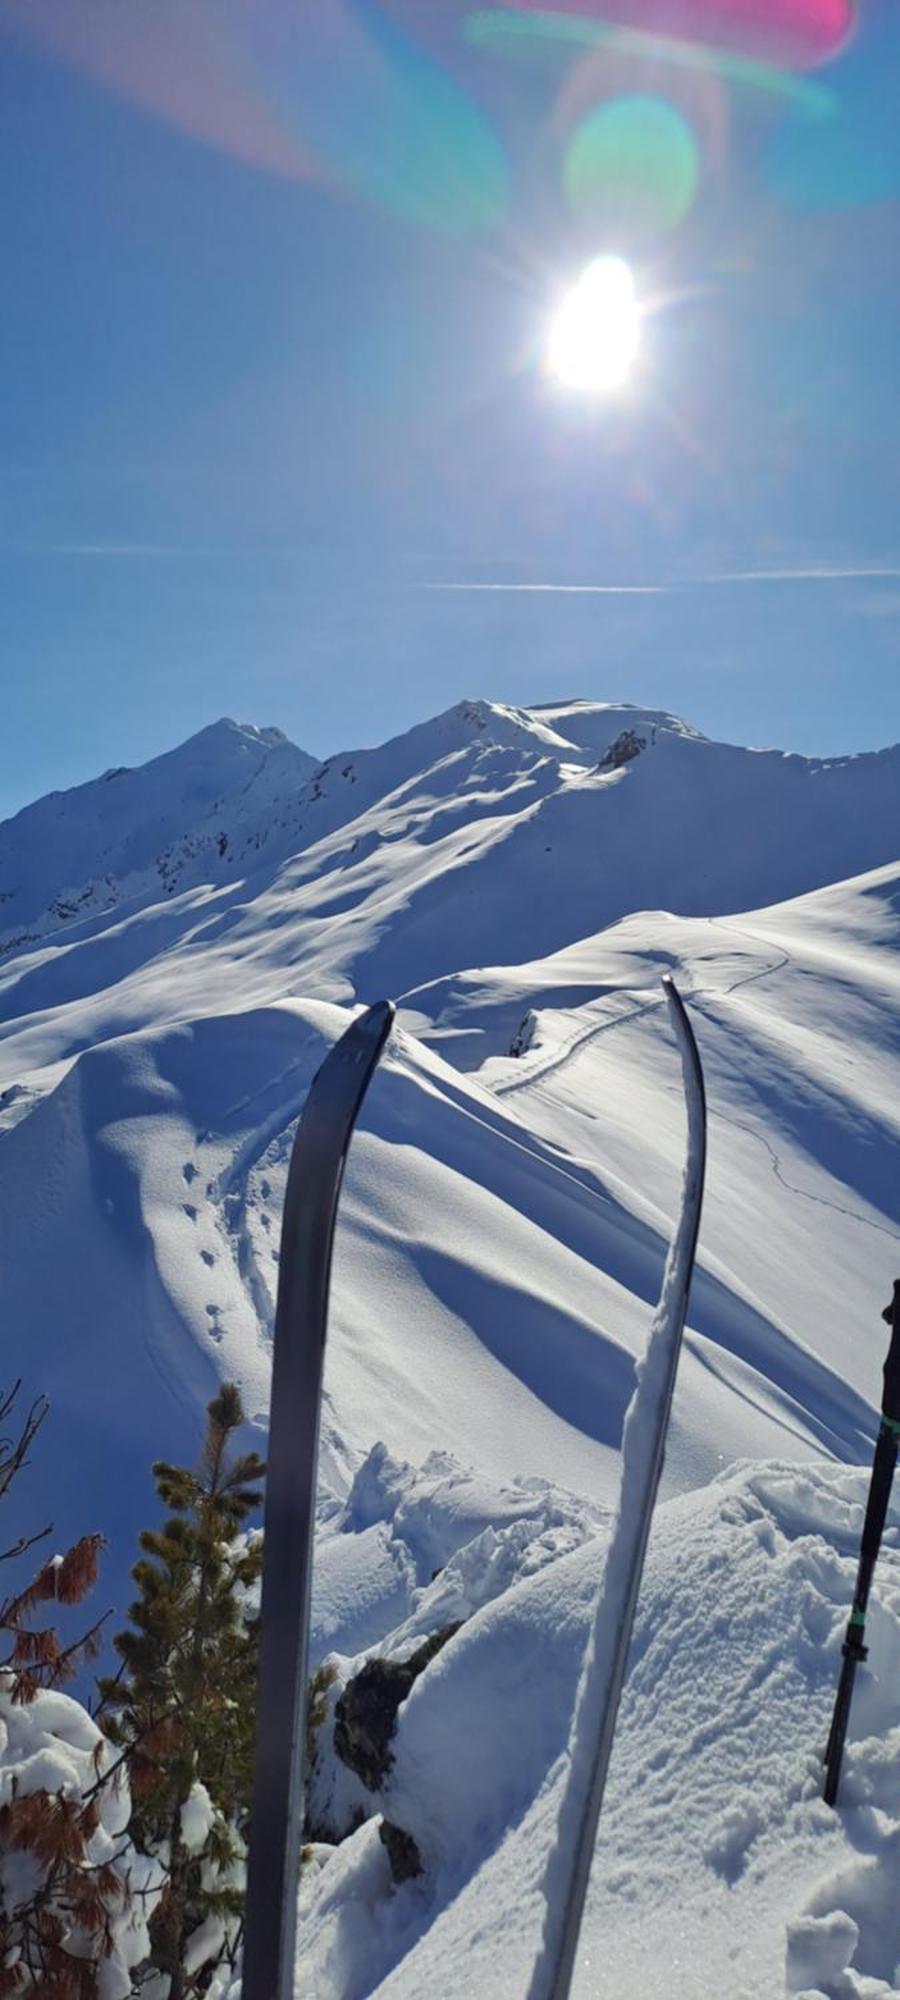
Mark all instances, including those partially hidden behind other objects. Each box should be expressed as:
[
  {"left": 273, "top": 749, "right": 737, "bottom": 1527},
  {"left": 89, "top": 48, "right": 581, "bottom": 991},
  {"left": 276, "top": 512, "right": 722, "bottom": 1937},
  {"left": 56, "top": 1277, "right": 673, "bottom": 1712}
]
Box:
[{"left": 310, "top": 1441, "right": 605, "bottom": 1668}]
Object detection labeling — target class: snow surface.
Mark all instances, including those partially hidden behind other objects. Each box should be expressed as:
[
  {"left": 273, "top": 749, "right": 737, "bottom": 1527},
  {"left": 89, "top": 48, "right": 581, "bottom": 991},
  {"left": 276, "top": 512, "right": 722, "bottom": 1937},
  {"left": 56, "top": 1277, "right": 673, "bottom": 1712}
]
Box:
[
  {"left": 1, "top": 696, "right": 899, "bottom": 1996},
  {"left": 279, "top": 1449, "right": 900, "bottom": 2000}
]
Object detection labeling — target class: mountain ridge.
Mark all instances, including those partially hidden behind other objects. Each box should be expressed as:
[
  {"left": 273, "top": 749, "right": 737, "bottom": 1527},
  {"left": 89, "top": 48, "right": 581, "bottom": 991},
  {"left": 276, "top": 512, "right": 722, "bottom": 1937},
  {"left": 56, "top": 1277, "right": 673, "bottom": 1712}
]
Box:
[{"left": 2, "top": 698, "right": 899, "bottom": 989}]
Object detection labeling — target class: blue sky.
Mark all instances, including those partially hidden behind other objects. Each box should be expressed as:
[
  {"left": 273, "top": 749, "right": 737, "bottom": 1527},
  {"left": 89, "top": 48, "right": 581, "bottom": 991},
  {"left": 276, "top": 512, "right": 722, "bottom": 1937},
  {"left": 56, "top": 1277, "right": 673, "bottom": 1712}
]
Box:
[{"left": 1, "top": 0, "right": 899, "bottom": 815}]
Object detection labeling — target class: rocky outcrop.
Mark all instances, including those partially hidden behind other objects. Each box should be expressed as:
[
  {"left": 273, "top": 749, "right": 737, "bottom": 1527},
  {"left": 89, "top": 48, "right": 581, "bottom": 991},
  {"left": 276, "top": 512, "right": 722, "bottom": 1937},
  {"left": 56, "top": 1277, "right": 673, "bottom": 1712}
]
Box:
[
  {"left": 332, "top": 1624, "right": 461, "bottom": 1883},
  {"left": 334, "top": 1625, "right": 460, "bottom": 1793},
  {"left": 379, "top": 1819, "right": 423, "bottom": 1883},
  {"left": 597, "top": 728, "right": 646, "bottom": 770}
]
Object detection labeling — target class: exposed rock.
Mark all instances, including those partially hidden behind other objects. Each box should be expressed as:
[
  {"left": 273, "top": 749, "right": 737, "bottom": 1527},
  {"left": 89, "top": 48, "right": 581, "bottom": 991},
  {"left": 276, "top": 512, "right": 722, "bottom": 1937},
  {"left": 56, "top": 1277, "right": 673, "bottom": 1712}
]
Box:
[
  {"left": 509, "top": 1009, "right": 537, "bottom": 1058},
  {"left": 334, "top": 1624, "right": 461, "bottom": 1793},
  {"left": 598, "top": 728, "right": 646, "bottom": 770},
  {"left": 379, "top": 1818, "right": 422, "bottom": 1883}
]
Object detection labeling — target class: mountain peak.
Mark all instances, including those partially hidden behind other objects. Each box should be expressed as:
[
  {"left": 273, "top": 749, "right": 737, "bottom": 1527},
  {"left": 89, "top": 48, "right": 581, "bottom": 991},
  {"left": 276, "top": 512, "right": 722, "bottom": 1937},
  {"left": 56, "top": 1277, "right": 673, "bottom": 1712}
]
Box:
[
  {"left": 197, "top": 717, "right": 294, "bottom": 750},
  {"left": 0, "top": 717, "right": 318, "bottom": 951}
]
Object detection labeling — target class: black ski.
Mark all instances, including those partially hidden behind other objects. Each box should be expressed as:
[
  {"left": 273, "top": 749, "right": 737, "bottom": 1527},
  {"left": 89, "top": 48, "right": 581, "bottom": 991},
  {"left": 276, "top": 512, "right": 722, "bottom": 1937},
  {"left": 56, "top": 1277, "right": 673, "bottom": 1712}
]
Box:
[
  {"left": 528, "top": 975, "right": 706, "bottom": 2000},
  {"left": 823, "top": 1277, "right": 900, "bottom": 1807},
  {"left": 242, "top": 1000, "right": 394, "bottom": 2000}
]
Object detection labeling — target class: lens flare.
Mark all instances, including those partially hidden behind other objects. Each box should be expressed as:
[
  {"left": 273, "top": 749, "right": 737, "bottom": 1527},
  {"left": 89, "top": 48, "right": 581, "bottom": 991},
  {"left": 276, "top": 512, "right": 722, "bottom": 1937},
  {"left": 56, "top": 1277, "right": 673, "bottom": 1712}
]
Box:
[
  {"left": 464, "top": 11, "right": 836, "bottom": 119},
  {"left": 5, "top": 0, "right": 508, "bottom": 235},
  {"left": 546, "top": 255, "right": 640, "bottom": 391},
  {"left": 479, "top": 1, "right": 856, "bottom": 69},
  {"left": 249, "top": 2, "right": 508, "bottom": 234},
  {"left": 767, "top": 11, "right": 900, "bottom": 206},
  {"left": 564, "top": 94, "right": 699, "bottom": 234}
]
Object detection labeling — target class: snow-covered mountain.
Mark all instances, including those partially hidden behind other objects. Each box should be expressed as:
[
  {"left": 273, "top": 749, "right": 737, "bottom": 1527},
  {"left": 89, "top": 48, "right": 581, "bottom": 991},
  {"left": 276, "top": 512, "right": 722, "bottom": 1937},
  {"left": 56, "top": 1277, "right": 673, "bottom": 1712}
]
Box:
[
  {"left": 2, "top": 696, "right": 899, "bottom": 1050},
  {"left": 0, "top": 717, "right": 317, "bottom": 953},
  {"left": 2, "top": 696, "right": 899, "bottom": 1998}
]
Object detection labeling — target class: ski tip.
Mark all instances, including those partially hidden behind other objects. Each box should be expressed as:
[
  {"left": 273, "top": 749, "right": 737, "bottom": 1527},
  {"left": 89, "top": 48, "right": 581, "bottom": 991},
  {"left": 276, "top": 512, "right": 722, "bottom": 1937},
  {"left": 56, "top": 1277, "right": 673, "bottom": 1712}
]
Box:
[
  {"left": 661, "top": 971, "right": 682, "bottom": 1013},
  {"left": 358, "top": 997, "right": 396, "bottom": 1030},
  {"left": 661, "top": 976, "right": 706, "bottom": 1112},
  {"left": 661, "top": 972, "right": 689, "bottom": 1015},
  {"left": 661, "top": 971, "right": 691, "bottom": 1035},
  {"left": 351, "top": 998, "right": 396, "bottom": 1059}
]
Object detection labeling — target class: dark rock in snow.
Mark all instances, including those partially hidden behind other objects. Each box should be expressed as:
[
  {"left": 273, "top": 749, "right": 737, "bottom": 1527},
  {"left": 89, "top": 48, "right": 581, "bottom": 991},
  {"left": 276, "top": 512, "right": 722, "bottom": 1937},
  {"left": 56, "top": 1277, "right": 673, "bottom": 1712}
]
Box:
[
  {"left": 509, "top": 1010, "right": 537, "bottom": 1058},
  {"left": 597, "top": 728, "right": 646, "bottom": 770},
  {"left": 380, "top": 1818, "right": 422, "bottom": 1883},
  {"left": 334, "top": 1624, "right": 461, "bottom": 1793}
]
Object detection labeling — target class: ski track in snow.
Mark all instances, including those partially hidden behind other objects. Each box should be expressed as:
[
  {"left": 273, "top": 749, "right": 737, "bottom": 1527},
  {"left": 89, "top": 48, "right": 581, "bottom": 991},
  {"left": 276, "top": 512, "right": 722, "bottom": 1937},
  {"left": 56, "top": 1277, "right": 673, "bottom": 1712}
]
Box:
[
  {"left": 493, "top": 992, "right": 668, "bottom": 1098},
  {"left": 492, "top": 917, "right": 900, "bottom": 1262},
  {"left": 492, "top": 914, "right": 789, "bottom": 1104},
  {"left": 711, "top": 1093, "right": 900, "bottom": 1246}
]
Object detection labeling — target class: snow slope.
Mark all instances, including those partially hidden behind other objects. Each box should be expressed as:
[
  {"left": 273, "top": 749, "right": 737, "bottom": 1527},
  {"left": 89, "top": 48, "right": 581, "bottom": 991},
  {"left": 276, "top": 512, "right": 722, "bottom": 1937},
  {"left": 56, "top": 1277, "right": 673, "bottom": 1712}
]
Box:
[{"left": 0, "top": 696, "right": 899, "bottom": 1996}]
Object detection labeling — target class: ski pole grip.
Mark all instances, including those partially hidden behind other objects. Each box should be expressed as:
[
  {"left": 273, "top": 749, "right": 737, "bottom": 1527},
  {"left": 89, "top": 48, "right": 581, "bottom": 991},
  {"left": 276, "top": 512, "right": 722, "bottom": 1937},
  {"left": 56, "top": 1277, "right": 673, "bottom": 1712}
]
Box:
[{"left": 881, "top": 1280, "right": 900, "bottom": 1424}]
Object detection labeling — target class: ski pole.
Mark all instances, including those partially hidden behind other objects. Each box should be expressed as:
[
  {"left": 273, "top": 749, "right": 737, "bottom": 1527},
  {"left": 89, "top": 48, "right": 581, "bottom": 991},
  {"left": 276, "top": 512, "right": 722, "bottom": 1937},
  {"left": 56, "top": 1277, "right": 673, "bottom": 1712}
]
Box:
[{"left": 823, "top": 1277, "right": 900, "bottom": 1807}]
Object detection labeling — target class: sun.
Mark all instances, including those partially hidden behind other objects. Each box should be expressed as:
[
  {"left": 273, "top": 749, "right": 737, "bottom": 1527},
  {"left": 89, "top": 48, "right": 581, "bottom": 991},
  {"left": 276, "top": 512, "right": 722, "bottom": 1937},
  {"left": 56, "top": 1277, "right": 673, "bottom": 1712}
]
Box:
[{"left": 547, "top": 256, "right": 640, "bottom": 394}]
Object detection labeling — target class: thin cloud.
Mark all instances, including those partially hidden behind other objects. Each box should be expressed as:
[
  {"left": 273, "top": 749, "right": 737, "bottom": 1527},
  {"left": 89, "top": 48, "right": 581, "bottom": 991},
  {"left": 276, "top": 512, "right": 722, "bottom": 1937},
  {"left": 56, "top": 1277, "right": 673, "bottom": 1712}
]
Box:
[{"left": 422, "top": 566, "right": 900, "bottom": 595}]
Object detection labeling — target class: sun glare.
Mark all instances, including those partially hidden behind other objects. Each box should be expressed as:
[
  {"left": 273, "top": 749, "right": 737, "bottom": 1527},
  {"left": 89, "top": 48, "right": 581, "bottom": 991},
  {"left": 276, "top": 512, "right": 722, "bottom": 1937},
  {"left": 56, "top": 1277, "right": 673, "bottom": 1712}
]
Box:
[{"left": 547, "top": 256, "right": 640, "bottom": 393}]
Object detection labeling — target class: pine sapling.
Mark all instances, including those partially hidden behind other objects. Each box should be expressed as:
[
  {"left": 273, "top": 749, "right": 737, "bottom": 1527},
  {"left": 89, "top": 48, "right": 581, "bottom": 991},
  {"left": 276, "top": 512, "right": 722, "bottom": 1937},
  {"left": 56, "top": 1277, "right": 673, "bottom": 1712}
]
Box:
[{"left": 98, "top": 1382, "right": 265, "bottom": 1996}]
